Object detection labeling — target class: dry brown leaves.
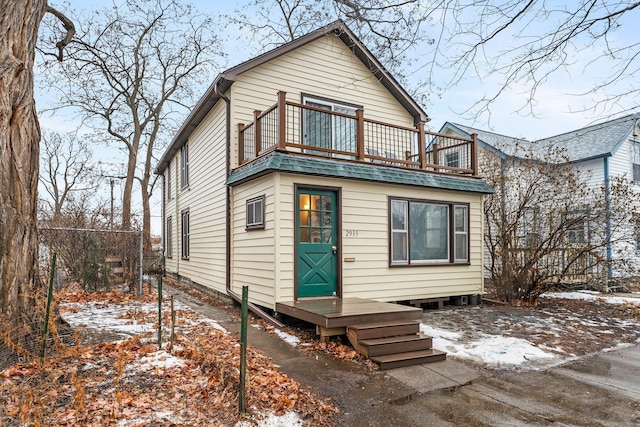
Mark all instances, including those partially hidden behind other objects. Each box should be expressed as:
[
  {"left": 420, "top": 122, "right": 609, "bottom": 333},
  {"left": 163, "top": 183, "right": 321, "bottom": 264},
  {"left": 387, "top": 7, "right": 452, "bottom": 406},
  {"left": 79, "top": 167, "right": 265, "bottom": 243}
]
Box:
[{"left": 0, "top": 288, "right": 338, "bottom": 426}]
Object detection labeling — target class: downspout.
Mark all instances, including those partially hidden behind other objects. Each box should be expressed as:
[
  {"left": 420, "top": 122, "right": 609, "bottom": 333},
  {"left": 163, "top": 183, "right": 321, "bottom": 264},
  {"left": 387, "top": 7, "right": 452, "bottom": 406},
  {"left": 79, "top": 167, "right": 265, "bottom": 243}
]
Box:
[
  {"left": 214, "top": 81, "right": 232, "bottom": 296},
  {"left": 161, "top": 173, "right": 165, "bottom": 277},
  {"left": 604, "top": 156, "right": 612, "bottom": 282},
  {"left": 214, "top": 81, "right": 284, "bottom": 328}
]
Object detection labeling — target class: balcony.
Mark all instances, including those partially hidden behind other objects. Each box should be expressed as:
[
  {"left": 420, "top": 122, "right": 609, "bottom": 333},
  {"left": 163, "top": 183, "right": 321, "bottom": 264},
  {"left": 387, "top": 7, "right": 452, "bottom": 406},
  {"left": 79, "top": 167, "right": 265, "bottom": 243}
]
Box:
[{"left": 237, "top": 91, "right": 479, "bottom": 177}]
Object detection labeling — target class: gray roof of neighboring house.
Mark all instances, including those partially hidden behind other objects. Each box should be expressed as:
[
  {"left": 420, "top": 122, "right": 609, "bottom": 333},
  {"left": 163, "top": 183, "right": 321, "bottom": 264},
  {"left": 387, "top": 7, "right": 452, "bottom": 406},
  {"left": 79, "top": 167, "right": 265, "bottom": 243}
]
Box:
[
  {"left": 226, "top": 152, "right": 494, "bottom": 194},
  {"left": 155, "top": 20, "right": 429, "bottom": 174},
  {"left": 445, "top": 114, "right": 640, "bottom": 162}
]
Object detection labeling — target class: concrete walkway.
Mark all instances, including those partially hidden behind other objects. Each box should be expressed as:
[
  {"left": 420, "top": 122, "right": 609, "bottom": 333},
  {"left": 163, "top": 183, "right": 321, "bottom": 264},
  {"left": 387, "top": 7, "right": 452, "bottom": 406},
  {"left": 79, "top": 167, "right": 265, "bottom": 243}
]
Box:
[{"left": 167, "top": 285, "right": 640, "bottom": 426}]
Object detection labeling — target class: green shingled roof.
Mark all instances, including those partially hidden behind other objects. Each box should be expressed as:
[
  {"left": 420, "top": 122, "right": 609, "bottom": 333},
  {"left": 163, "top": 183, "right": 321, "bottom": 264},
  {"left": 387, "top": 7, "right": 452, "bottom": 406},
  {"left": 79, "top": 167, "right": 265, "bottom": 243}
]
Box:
[{"left": 226, "top": 152, "right": 494, "bottom": 194}]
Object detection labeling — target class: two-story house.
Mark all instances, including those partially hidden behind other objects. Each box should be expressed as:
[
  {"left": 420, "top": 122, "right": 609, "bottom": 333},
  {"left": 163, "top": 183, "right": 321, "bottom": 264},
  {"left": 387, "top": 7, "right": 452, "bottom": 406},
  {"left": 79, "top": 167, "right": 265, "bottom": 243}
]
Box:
[
  {"left": 441, "top": 115, "right": 640, "bottom": 282},
  {"left": 155, "top": 21, "right": 493, "bottom": 366}
]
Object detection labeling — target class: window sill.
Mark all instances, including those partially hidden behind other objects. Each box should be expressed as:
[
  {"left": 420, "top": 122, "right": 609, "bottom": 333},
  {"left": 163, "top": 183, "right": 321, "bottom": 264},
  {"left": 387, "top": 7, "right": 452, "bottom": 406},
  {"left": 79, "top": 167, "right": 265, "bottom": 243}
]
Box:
[
  {"left": 181, "top": 257, "right": 189, "bottom": 261},
  {"left": 246, "top": 224, "right": 265, "bottom": 231},
  {"left": 389, "top": 262, "right": 471, "bottom": 268}
]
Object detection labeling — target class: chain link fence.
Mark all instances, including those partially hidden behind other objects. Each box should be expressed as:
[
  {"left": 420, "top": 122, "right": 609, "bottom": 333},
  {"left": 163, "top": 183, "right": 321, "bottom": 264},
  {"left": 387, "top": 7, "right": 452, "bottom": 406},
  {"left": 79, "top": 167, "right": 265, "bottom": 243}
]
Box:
[{"left": 39, "top": 227, "right": 142, "bottom": 293}]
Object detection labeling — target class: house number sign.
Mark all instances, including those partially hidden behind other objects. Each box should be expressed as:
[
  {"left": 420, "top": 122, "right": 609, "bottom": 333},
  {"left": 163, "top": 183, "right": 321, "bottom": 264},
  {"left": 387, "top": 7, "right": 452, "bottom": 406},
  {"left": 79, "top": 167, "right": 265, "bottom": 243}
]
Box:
[{"left": 345, "top": 229, "right": 359, "bottom": 237}]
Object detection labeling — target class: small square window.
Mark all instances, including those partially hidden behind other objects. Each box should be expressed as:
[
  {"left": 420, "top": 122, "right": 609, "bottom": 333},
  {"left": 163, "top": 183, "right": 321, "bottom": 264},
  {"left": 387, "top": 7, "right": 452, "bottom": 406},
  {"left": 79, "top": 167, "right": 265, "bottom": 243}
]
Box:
[{"left": 246, "top": 196, "right": 265, "bottom": 230}]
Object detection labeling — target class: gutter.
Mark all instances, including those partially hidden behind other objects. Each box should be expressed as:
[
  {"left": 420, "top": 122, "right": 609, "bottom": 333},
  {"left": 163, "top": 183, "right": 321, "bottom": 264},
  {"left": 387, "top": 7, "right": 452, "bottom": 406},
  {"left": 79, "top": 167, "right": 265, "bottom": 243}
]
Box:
[
  {"left": 604, "top": 156, "right": 612, "bottom": 280},
  {"left": 214, "top": 81, "right": 284, "bottom": 328}
]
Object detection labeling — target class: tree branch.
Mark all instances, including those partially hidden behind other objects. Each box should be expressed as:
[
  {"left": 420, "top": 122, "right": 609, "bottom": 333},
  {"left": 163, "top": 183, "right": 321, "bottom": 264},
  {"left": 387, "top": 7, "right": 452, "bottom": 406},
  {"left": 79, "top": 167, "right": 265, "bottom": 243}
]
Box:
[{"left": 46, "top": 5, "right": 76, "bottom": 61}]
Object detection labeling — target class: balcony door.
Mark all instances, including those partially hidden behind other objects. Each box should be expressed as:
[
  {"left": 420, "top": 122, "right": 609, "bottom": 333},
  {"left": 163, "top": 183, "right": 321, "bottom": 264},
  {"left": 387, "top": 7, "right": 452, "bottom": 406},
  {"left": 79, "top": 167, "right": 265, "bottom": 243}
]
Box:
[{"left": 303, "top": 96, "right": 358, "bottom": 157}]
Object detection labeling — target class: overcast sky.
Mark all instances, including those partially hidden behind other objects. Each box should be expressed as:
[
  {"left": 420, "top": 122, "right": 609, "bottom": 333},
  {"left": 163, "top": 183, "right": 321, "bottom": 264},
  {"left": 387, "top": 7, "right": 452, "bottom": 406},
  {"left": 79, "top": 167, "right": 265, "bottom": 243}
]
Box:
[{"left": 36, "top": 0, "right": 639, "bottom": 234}]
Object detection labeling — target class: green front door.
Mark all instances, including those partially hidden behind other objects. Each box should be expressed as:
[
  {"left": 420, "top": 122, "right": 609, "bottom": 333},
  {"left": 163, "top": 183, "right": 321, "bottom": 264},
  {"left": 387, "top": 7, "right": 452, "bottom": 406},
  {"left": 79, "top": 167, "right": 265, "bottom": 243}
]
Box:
[{"left": 296, "top": 189, "right": 338, "bottom": 298}]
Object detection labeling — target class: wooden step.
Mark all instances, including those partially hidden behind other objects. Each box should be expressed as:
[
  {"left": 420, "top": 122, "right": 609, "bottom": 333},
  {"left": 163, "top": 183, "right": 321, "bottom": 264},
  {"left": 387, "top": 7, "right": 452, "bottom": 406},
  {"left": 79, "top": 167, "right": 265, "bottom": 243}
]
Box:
[
  {"left": 347, "top": 320, "right": 420, "bottom": 340},
  {"left": 370, "top": 349, "right": 447, "bottom": 370},
  {"left": 359, "top": 334, "right": 433, "bottom": 357}
]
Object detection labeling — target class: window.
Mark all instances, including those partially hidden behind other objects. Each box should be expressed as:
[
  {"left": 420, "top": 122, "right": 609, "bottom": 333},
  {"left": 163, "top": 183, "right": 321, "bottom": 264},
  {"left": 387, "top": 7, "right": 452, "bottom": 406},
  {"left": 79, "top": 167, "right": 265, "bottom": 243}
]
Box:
[
  {"left": 446, "top": 151, "right": 460, "bottom": 168},
  {"left": 635, "top": 221, "right": 640, "bottom": 252},
  {"left": 180, "top": 144, "right": 189, "bottom": 189},
  {"left": 165, "top": 217, "right": 173, "bottom": 258},
  {"left": 390, "top": 198, "right": 469, "bottom": 265},
  {"left": 565, "top": 210, "right": 588, "bottom": 244},
  {"left": 166, "top": 160, "right": 172, "bottom": 200},
  {"left": 519, "top": 207, "right": 540, "bottom": 248},
  {"left": 303, "top": 95, "right": 358, "bottom": 156},
  {"left": 181, "top": 209, "right": 189, "bottom": 259},
  {"left": 454, "top": 206, "right": 468, "bottom": 262},
  {"left": 246, "top": 196, "right": 265, "bottom": 230},
  {"left": 633, "top": 163, "right": 640, "bottom": 182}
]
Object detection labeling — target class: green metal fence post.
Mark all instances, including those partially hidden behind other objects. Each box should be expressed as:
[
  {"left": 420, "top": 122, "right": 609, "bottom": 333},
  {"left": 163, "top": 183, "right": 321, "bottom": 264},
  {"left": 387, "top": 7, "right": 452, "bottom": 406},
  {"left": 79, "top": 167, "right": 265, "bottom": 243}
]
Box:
[
  {"left": 41, "top": 252, "right": 57, "bottom": 362},
  {"left": 239, "top": 285, "right": 249, "bottom": 414},
  {"left": 158, "top": 277, "right": 163, "bottom": 350}
]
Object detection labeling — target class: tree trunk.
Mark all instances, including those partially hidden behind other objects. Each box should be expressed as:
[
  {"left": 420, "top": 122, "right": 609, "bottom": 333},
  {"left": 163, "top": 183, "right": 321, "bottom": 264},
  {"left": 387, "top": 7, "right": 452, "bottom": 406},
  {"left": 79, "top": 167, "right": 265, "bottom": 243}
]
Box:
[
  {"left": 0, "top": 0, "right": 48, "bottom": 326},
  {"left": 141, "top": 180, "right": 152, "bottom": 252},
  {"left": 121, "top": 148, "right": 137, "bottom": 230}
]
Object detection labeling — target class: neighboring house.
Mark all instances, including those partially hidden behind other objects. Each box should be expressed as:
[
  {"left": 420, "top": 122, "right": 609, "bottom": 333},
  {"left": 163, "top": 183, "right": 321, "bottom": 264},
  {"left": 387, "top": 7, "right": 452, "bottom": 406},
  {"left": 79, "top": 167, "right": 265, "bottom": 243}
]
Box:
[
  {"left": 155, "top": 20, "right": 493, "bottom": 317},
  {"left": 441, "top": 115, "right": 640, "bottom": 279}
]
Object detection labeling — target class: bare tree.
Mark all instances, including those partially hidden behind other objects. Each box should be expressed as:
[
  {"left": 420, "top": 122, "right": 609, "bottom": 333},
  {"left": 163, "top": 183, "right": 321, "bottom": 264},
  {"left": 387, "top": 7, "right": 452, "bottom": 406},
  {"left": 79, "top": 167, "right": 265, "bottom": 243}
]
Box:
[
  {"left": 228, "top": 0, "right": 640, "bottom": 117},
  {"left": 0, "top": 0, "right": 74, "bottom": 328},
  {"left": 40, "top": 0, "right": 222, "bottom": 250},
  {"left": 483, "top": 143, "right": 640, "bottom": 303},
  {"left": 426, "top": 0, "right": 640, "bottom": 118},
  {"left": 39, "top": 130, "right": 95, "bottom": 221}
]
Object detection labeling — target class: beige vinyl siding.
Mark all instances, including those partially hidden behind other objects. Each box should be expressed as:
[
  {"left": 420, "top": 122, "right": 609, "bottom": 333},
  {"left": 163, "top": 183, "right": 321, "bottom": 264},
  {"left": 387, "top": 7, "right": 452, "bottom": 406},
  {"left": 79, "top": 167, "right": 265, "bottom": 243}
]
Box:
[
  {"left": 275, "top": 173, "right": 484, "bottom": 304},
  {"left": 229, "top": 34, "right": 415, "bottom": 167},
  {"left": 230, "top": 175, "right": 277, "bottom": 308},
  {"left": 166, "top": 100, "right": 227, "bottom": 293}
]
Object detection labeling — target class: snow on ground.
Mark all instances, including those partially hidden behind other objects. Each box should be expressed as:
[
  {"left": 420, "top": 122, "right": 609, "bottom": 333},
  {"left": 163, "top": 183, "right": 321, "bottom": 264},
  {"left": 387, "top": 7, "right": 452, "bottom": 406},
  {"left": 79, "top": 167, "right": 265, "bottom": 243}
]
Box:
[
  {"left": 59, "top": 294, "right": 305, "bottom": 426},
  {"left": 235, "top": 412, "right": 304, "bottom": 427},
  {"left": 272, "top": 329, "right": 301, "bottom": 347},
  {"left": 61, "top": 301, "right": 155, "bottom": 338},
  {"left": 421, "top": 290, "right": 640, "bottom": 370},
  {"left": 60, "top": 294, "right": 227, "bottom": 339},
  {"left": 541, "top": 290, "right": 640, "bottom": 306},
  {"left": 420, "top": 324, "right": 554, "bottom": 369},
  {"left": 128, "top": 350, "right": 186, "bottom": 374}
]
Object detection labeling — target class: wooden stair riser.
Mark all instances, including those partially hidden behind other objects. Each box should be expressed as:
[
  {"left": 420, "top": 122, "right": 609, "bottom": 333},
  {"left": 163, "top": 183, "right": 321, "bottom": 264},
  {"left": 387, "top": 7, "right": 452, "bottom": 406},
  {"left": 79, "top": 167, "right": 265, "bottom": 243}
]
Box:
[
  {"left": 361, "top": 336, "right": 433, "bottom": 357},
  {"left": 347, "top": 322, "right": 420, "bottom": 340},
  {"left": 371, "top": 349, "right": 447, "bottom": 370}
]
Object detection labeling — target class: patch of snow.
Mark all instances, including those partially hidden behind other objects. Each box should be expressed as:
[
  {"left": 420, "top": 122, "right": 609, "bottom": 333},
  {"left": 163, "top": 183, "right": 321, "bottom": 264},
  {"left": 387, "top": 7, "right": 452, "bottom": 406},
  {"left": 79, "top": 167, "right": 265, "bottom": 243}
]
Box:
[
  {"left": 273, "top": 329, "right": 300, "bottom": 347},
  {"left": 541, "top": 291, "right": 640, "bottom": 305},
  {"left": 421, "top": 324, "right": 554, "bottom": 368},
  {"left": 235, "top": 411, "right": 304, "bottom": 427},
  {"left": 61, "top": 301, "right": 155, "bottom": 337},
  {"left": 128, "top": 350, "right": 186, "bottom": 373},
  {"left": 116, "top": 410, "right": 179, "bottom": 426}
]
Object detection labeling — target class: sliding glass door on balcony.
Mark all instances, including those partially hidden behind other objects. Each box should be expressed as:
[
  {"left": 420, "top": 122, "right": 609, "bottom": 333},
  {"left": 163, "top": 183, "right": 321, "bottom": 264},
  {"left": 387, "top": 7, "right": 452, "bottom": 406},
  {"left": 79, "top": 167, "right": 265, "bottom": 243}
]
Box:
[{"left": 303, "top": 97, "right": 357, "bottom": 157}]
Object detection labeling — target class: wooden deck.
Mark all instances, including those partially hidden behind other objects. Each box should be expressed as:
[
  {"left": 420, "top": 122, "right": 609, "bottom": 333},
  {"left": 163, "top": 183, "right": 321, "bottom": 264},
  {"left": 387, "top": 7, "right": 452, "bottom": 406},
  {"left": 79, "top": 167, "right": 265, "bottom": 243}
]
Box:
[{"left": 275, "top": 298, "right": 422, "bottom": 329}]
